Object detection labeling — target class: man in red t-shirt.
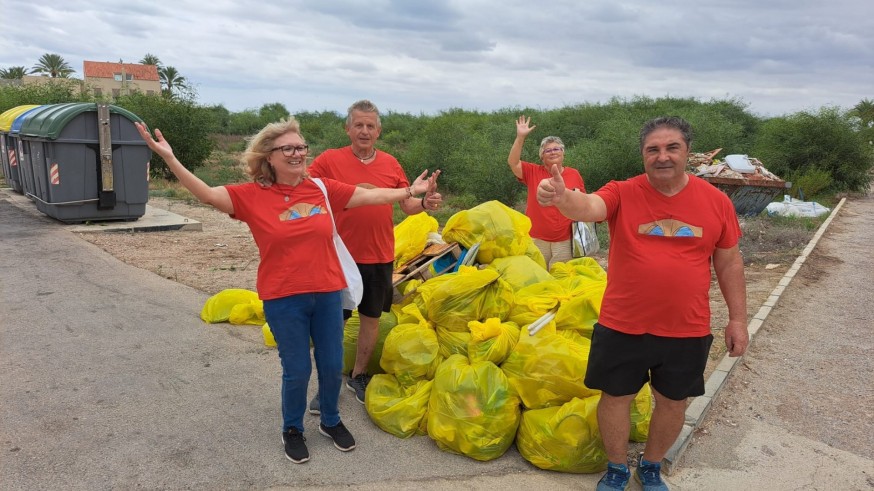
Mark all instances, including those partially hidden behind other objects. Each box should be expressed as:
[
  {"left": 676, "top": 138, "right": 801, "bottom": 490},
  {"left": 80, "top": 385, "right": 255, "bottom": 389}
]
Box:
[
  {"left": 507, "top": 115, "right": 585, "bottom": 269},
  {"left": 308, "top": 100, "right": 442, "bottom": 407},
  {"left": 537, "top": 116, "right": 748, "bottom": 491}
]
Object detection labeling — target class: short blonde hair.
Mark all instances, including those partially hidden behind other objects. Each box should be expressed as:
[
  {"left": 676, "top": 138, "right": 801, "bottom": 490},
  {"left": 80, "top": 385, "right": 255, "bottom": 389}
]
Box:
[{"left": 241, "top": 117, "right": 305, "bottom": 185}]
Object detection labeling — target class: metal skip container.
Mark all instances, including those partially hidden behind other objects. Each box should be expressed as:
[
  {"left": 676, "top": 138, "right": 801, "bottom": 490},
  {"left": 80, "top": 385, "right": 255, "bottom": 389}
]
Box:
[
  {"left": 0, "top": 104, "right": 40, "bottom": 193},
  {"left": 16, "top": 103, "right": 151, "bottom": 223}
]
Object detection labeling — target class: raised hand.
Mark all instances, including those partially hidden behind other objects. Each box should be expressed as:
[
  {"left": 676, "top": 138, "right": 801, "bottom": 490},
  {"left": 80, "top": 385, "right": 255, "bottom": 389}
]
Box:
[
  {"left": 411, "top": 169, "right": 440, "bottom": 196},
  {"left": 134, "top": 122, "right": 175, "bottom": 161},
  {"left": 423, "top": 170, "right": 443, "bottom": 211},
  {"left": 536, "top": 163, "right": 566, "bottom": 206},
  {"left": 516, "top": 115, "right": 536, "bottom": 138}
]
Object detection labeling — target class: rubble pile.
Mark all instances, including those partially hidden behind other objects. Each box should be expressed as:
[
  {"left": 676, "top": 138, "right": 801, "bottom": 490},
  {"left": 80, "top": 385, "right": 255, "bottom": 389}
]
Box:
[{"left": 688, "top": 148, "right": 783, "bottom": 181}]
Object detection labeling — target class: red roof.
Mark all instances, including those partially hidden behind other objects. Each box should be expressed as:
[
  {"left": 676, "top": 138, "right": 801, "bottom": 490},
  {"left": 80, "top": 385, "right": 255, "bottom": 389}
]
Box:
[{"left": 83, "top": 61, "right": 160, "bottom": 81}]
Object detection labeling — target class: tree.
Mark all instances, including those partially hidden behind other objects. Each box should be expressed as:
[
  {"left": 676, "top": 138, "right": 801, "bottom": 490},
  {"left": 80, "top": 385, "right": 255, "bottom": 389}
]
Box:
[
  {"left": 159, "top": 66, "right": 188, "bottom": 98},
  {"left": 30, "top": 53, "right": 75, "bottom": 78},
  {"left": 139, "top": 53, "right": 162, "bottom": 67},
  {"left": 259, "top": 103, "right": 290, "bottom": 123},
  {"left": 0, "top": 66, "right": 28, "bottom": 79}
]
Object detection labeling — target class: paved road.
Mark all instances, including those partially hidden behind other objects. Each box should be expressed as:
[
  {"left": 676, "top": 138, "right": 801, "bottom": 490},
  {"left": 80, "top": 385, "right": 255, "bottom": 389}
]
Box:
[{"left": 2, "top": 189, "right": 872, "bottom": 490}]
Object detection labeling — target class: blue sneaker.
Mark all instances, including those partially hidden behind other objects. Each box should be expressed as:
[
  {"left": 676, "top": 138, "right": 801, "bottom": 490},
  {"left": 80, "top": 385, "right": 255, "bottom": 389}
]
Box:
[
  {"left": 635, "top": 456, "right": 669, "bottom": 491},
  {"left": 596, "top": 462, "right": 630, "bottom": 491}
]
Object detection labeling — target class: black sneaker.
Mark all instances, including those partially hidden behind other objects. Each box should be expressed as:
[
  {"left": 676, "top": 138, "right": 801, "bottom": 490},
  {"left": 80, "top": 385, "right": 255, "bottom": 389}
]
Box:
[
  {"left": 308, "top": 391, "right": 320, "bottom": 415},
  {"left": 281, "top": 428, "right": 309, "bottom": 464},
  {"left": 345, "top": 372, "right": 369, "bottom": 404},
  {"left": 319, "top": 421, "right": 356, "bottom": 451}
]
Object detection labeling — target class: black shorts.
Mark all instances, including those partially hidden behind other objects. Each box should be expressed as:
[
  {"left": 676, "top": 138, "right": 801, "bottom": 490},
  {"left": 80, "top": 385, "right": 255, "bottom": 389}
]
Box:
[
  {"left": 584, "top": 323, "right": 714, "bottom": 401},
  {"left": 343, "top": 262, "right": 393, "bottom": 320}
]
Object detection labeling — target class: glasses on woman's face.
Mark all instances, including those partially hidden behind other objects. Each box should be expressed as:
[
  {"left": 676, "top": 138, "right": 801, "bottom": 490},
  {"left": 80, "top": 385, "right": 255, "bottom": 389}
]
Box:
[
  {"left": 543, "top": 147, "right": 564, "bottom": 155},
  {"left": 271, "top": 144, "right": 309, "bottom": 157}
]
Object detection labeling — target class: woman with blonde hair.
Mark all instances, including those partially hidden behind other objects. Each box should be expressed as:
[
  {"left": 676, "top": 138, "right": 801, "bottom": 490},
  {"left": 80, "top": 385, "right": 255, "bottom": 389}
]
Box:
[{"left": 135, "top": 118, "right": 439, "bottom": 464}]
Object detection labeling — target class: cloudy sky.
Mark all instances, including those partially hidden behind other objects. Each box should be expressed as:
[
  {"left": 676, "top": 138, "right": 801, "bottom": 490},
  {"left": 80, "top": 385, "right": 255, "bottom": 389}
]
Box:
[{"left": 2, "top": 0, "right": 871, "bottom": 117}]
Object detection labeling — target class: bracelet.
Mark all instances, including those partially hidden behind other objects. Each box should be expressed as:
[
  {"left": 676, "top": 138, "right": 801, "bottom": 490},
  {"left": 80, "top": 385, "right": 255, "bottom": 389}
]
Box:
[
  {"left": 405, "top": 186, "right": 412, "bottom": 199},
  {"left": 421, "top": 196, "right": 427, "bottom": 209}
]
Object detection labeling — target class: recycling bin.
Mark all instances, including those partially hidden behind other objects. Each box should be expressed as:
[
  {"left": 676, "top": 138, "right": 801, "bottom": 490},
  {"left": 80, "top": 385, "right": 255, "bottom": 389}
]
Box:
[
  {"left": 0, "top": 104, "right": 40, "bottom": 193},
  {"left": 16, "top": 103, "right": 151, "bottom": 223}
]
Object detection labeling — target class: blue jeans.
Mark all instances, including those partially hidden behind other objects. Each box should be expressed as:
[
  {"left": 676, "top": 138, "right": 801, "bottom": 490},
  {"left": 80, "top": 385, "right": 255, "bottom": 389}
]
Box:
[{"left": 263, "top": 291, "right": 344, "bottom": 433}]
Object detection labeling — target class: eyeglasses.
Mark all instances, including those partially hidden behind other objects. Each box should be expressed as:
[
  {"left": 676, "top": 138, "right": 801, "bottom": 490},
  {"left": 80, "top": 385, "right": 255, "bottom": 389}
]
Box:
[
  {"left": 543, "top": 147, "right": 564, "bottom": 155},
  {"left": 271, "top": 145, "right": 309, "bottom": 156}
]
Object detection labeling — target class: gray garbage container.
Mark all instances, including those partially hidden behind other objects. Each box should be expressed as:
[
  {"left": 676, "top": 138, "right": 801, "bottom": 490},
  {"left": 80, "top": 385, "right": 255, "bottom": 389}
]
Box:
[
  {"left": 0, "top": 104, "right": 40, "bottom": 193},
  {"left": 17, "top": 103, "right": 150, "bottom": 223}
]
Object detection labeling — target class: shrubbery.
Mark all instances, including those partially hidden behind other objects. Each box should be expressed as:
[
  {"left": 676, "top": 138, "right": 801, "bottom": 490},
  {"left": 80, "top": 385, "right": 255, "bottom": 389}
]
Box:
[{"left": 3, "top": 84, "right": 871, "bottom": 201}]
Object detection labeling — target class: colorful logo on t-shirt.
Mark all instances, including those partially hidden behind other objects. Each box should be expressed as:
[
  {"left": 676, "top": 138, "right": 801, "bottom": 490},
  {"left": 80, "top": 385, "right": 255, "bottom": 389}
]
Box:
[
  {"left": 279, "top": 203, "right": 325, "bottom": 221},
  {"left": 638, "top": 218, "right": 702, "bottom": 237}
]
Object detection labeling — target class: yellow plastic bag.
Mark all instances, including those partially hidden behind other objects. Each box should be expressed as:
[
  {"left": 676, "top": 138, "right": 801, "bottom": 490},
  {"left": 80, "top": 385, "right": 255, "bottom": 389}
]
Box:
[
  {"left": 426, "top": 266, "right": 514, "bottom": 331},
  {"left": 630, "top": 383, "right": 654, "bottom": 442},
  {"left": 436, "top": 324, "right": 470, "bottom": 359},
  {"left": 501, "top": 323, "right": 599, "bottom": 409},
  {"left": 516, "top": 396, "right": 608, "bottom": 473},
  {"left": 365, "top": 374, "right": 433, "bottom": 438},
  {"left": 200, "top": 289, "right": 261, "bottom": 324},
  {"left": 427, "top": 355, "right": 521, "bottom": 461},
  {"left": 228, "top": 301, "right": 265, "bottom": 326},
  {"left": 487, "top": 255, "right": 553, "bottom": 291},
  {"left": 510, "top": 276, "right": 605, "bottom": 335},
  {"left": 442, "top": 200, "right": 544, "bottom": 266},
  {"left": 261, "top": 323, "right": 276, "bottom": 348},
  {"left": 549, "top": 257, "right": 607, "bottom": 282},
  {"left": 394, "top": 213, "right": 439, "bottom": 268},
  {"left": 467, "top": 318, "right": 520, "bottom": 365},
  {"left": 343, "top": 309, "right": 398, "bottom": 376},
  {"left": 379, "top": 305, "right": 442, "bottom": 387}
]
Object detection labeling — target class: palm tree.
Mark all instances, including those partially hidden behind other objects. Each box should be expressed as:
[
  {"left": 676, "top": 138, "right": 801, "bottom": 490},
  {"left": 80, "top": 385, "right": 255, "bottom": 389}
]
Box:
[
  {"left": 159, "top": 66, "right": 188, "bottom": 98},
  {"left": 139, "top": 53, "right": 162, "bottom": 67},
  {"left": 0, "top": 66, "right": 28, "bottom": 79},
  {"left": 30, "top": 53, "right": 75, "bottom": 78}
]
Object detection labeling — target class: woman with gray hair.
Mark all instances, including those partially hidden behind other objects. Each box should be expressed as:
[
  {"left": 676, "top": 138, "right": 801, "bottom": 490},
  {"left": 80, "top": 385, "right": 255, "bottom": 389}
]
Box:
[{"left": 507, "top": 115, "right": 586, "bottom": 269}]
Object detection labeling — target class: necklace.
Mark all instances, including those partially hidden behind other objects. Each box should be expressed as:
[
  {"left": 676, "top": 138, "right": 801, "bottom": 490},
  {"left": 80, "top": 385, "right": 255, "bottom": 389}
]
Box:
[{"left": 354, "top": 148, "right": 376, "bottom": 162}]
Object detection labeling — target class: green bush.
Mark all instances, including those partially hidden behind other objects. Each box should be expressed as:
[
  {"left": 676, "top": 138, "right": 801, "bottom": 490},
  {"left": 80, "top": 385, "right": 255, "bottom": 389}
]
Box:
[
  {"left": 114, "top": 92, "right": 215, "bottom": 179},
  {"left": 0, "top": 81, "right": 90, "bottom": 111},
  {"left": 752, "top": 107, "right": 873, "bottom": 193}
]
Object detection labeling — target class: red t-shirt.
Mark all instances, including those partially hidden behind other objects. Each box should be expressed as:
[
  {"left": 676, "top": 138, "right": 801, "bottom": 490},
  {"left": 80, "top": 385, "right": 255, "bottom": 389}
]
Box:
[
  {"left": 594, "top": 175, "right": 741, "bottom": 337},
  {"left": 308, "top": 147, "right": 410, "bottom": 263},
  {"left": 519, "top": 161, "right": 586, "bottom": 241},
  {"left": 225, "top": 178, "right": 355, "bottom": 300}
]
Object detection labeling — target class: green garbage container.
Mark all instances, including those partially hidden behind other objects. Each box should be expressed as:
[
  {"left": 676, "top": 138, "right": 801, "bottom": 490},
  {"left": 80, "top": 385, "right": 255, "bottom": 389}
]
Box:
[
  {"left": 17, "top": 103, "right": 151, "bottom": 223},
  {"left": 0, "top": 104, "right": 40, "bottom": 193}
]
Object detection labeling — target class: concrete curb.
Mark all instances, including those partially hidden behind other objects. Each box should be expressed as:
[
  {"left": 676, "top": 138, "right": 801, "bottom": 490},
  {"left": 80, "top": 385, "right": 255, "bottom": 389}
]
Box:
[
  {"left": 662, "top": 197, "right": 848, "bottom": 474},
  {"left": 0, "top": 187, "right": 201, "bottom": 232}
]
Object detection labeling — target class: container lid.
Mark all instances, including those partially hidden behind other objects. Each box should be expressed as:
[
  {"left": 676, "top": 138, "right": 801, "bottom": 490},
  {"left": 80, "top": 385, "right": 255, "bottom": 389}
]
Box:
[
  {"left": 724, "top": 154, "right": 756, "bottom": 174},
  {"left": 10, "top": 106, "right": 48, "bottom": 134},
  {"left": 0, "top": 104, "right": 41, "bottom": 132},
  {"left": 17, "top": 102, "right": 144, "bottom": 139}
]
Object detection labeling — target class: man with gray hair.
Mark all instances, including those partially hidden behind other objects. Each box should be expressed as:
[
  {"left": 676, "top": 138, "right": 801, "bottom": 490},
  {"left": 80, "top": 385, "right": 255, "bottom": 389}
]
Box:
[
  {"left": 308, "top": 100, "right": 442, "bottom": 407},
  {"left": 537, "top": 116, "right": 748, "bottom": 491}
]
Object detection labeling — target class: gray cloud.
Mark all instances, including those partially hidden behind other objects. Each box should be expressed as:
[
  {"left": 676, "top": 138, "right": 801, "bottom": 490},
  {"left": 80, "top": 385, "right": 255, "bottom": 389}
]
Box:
[{"left": 1, "top": 0, "right": 870, "bottom": 116}]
